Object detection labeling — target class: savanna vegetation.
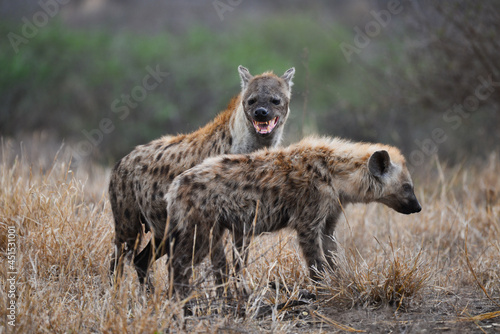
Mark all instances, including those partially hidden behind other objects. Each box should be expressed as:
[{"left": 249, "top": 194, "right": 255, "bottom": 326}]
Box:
[{"left": 0, "top": 131, "right": 498, "bottom": 332}]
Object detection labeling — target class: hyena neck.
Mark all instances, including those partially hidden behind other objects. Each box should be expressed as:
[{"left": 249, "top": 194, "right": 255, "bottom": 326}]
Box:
[
  {"left": 324, "top": 155, "right": 379, "bottom": 205},
  {"left": 229, "top": 101, "right": 283, "bottom": 154},
  {"left": 188, "top": 96, "right": 240, "bottom": 155}
]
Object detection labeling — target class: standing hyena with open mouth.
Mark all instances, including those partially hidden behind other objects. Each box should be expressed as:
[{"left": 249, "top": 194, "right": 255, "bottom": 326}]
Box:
[
  {"left": 108, "top": 65, "right": 295, "bottom": 287},
  {"left": 163, "top": 136, "right": 422, "bottom": 298}
]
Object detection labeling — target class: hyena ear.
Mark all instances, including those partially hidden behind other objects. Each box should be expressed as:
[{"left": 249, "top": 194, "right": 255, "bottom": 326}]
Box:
[
  {"left": 368, "top": 150, "right": 391, "bottom": 178},
  {"left": 238, "top": 65, "right": 253, "bottom": 91},
  {"left": 281, "top": 67, "right": 295, "bottom": 87}
]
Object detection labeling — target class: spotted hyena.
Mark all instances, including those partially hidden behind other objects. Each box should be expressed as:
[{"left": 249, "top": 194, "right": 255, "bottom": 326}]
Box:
[
  {"left": 109, "top": 65, "right": 295, "bottom": 285},
  {"left": 162, "top": 136, "right": 422, "bottom": 297}
]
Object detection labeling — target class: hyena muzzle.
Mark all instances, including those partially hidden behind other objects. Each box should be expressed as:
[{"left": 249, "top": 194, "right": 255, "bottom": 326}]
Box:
[
  {"left": 108, "top": 65, "right": 295, "bottom": 288},
  {"left": 161, "top": 136, "right": 421, "bottom": 297}
]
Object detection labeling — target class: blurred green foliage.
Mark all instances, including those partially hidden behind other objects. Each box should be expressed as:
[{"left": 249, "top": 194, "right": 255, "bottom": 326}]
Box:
[
  {"left": 1, "top": 5, "right": 499, "bottom": 167},
  {"left": 0, "top": 16, "right": 357, "bottom": 163}
]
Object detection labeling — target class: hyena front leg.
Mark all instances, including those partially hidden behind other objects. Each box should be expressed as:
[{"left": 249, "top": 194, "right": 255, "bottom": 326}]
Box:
[{"left": 296, "top": 223, "right": 327, "bottom": 282}]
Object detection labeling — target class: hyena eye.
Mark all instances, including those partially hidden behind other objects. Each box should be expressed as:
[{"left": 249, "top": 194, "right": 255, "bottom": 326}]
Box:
[
  {"left": 271, "top": 98, "right": 281, "bottom": 105},
  {"left": 248, "top": 98, "right": 257, "bottom": 106},
  {"left": 402, "top": 183, "right": 412, "bottom": 192}
]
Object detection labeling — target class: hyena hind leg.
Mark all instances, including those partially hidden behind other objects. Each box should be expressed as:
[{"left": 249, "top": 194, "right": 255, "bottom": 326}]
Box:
[
  {"left": 133, "top": 236, "right": 165, "bottom": 290},
  {"left": 321, "top": 234, "right": 338, "bottom": 271},
  {"left": 233, "top": 235, "right": 250, "bottom": 274},
  {"left": 170, "top": 225, "right": 215, "bottom": 299},
  {"left": 109, "top": 235, "right": 141, "bottom": 285},
  {"left": 322, "top": 216, "right": 339, "bottom": 270},
  {"left": 297, "top": 228, "right": 327, "bottom": 283},
  {"left": 210, "top": 233, "right": 250, "bottom": 297},
  {"left": 109, "top": 206, "right": 146, "bottom": 283},
  {"left": 210, "top": 241, "right": 230, "bottom": 296}
]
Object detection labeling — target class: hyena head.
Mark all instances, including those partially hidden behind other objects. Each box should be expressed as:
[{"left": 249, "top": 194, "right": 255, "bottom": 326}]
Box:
[
  {"left": 368, "top": 150, "right": 422, "bottom": 214},
  {"left": 238, "top": 65, "right": 295, "bottom": 138}
]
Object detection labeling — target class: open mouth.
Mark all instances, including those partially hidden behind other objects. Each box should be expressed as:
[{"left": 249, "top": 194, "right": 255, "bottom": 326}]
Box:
[{"left": 252, "top": 117, "right": 278, "bottom": 135}]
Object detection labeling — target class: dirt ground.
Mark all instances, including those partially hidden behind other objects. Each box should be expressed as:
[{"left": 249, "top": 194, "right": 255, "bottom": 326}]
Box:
[{"left": 203, "top": 288, "right": 500, "bottom": 333}]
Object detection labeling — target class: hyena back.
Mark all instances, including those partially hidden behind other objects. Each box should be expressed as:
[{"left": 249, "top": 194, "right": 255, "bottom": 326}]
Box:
[
  {"left": 109, "top": 65, "right": 295, "bottom": 285},
  {"left": 164, "top": 136, "right": 422, "bottom": 297}
]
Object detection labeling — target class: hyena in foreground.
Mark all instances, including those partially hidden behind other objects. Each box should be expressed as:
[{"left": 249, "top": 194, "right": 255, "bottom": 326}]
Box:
[
  {"left": 163, "top": 136, "right": 422, "bottom": 297},
  {"left": 109, "top": 65, "right": 295, "bottom": 286}
]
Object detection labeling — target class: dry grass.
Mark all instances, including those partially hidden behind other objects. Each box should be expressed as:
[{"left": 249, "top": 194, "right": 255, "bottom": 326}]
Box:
[{"left": 0, "top": 140, "right": 499, "bottom": 333}]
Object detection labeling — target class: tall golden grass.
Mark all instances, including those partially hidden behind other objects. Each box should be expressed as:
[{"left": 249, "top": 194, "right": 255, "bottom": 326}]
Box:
[{"left": 1, "top": 140, "right": 499, "bottom": 333}]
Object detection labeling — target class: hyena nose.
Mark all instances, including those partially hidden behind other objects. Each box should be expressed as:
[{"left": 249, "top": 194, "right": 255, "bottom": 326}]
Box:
[
  {"left": 416, "top": 204, "right": 422, "bottom": 213},
  {"left": 254, "top": 107, "right": 269, "bottom": 118},
  {"left": 412, "top": 200, "right": 422, "bottom": 213}
]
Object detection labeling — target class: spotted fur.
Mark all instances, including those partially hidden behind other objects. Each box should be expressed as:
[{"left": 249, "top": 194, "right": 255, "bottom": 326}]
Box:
[
  {"left": 109, "top": 66, "right": 295, "bottom": 285},
  {"left": 163, "top": 136, "right": 422, "bottom": 297}
]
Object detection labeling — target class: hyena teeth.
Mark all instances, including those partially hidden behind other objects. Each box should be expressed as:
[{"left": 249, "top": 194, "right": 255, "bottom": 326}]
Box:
[{"left": 253, "top": 117, "right": 278, "bottom": 134}]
